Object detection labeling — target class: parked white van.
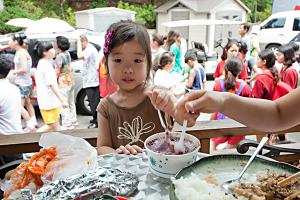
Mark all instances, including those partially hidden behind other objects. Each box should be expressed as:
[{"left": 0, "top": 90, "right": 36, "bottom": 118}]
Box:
[{"left": 257, "top": 10, "right": 300, "bottom": 51}]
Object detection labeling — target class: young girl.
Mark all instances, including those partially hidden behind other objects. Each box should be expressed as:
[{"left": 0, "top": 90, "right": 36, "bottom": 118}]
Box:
[
  {"left": 9, "top": 33, "right": 38, "bottom": 132},
  {"left": 33, "top": 41, "right": 68, "bottom": 132},
  {"left": 97, "top": 20, "right": 176, "bottom": 155},
  {"left": 151, "top": 33, "right": 165, "bottom": 67},
  {"left": 213, "top": 39, "right": 248, "bottom": 80},
  {"left": 54, "top": 36, "right": 78, "bottom": 130},
  {"left": 169, "top": 32, "right": 182, "bottom": 74},
  {"left": 211, "top": 56, "right": 251, "bottom": 151},
  {"left": 252, "top": 49, "right": 278, "bottom": 99},
  {"left": 277, "top": 44, "right": 298, "bottom": 89}
]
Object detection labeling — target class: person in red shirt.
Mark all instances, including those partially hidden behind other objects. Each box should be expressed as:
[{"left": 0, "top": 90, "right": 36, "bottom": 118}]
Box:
[
  {"left": 213, "top": 39, "right": 248, "bottom": 80},
  {"left": 253, "top": 49, "right": 287, "bottom": 144},
  {"left": 211, "top": 56, "right": 251, "bottom": 152},
  {"left": 252, "top": 49, "right": 278, "bottom": 100},
  {"left": 277, "top": 45, "right": 298, "bottom": 89}
]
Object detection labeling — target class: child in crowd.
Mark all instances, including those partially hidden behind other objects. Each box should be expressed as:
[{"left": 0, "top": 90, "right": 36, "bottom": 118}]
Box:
[
  {"left": 184, "top": 51, "right": 206, "bottom": 91},
  {"left": 169, "top": 31, "right": 182, "bottom": 74},
  {"left": 9, "top": 33, "right": 38, "bottom": 132},
  {"left": 153, "top": 52, "right": 185, "bottom": 97},
  {"left": 252, "top": 49, "right": 279, "bottom": 99},
  {"left": 151, "top": 33, "right": 165, "bottom": 67},
  {"left": 213, "top": 39, "right": 248, "bottom": 80},
  {"left": 97, "top": 20, "right": 177, "bottom": 155},
  {"left": 54, "top": 36, "right": 78, "bottom": 130},
  {"left": 277, "top": 45, "right": 298, "bottom": 89},
  {"left": 210, "top": 56, "right": 251, "bottom": 151},
  {"left": 32, "top": 41, "right": 68, "bottom": 132}
]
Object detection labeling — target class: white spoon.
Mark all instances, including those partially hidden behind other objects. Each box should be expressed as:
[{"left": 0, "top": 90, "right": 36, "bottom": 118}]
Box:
[{"left": 174, "top": 120, "right": 188, "bottom": 154}]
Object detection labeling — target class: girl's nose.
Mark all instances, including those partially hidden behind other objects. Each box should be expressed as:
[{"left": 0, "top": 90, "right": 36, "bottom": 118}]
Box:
[{"left": 123, "top": 64, "right": 133, "bottom": 74}]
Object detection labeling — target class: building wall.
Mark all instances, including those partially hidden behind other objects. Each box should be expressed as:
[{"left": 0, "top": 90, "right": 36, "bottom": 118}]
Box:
[
  {"left": 75, "top": 13, "right": 92, "bottom": 30},
  {"left": 212, "top": 0, "right": 247, "bottom": 50},
  {"left": 188, "top": 12, "right": 208, "bottom": 49}
]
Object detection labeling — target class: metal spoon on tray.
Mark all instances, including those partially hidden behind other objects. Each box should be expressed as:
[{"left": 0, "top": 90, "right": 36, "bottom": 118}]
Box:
[{"left": 220, "top": 136, "right": 269, "bottom": 196}]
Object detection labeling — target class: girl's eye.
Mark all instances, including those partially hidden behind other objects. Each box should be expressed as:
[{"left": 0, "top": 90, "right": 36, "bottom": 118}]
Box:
[
  {"left": 113, "top": 58, "right": 122, "bottom": 63},
  {"left": 134, "top": 59, "right": 143, "bottom": 63}
]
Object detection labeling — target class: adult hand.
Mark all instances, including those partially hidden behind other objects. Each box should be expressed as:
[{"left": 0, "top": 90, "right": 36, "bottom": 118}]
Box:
[
  {"left": 175, "top": 90, "right": 227, "bottom": 124},
  {"left": 147, "top": 87, "right": 175, "bottom": 116},
  {"left": 116, "top": 144, "right": 143, "bottom": 155}
]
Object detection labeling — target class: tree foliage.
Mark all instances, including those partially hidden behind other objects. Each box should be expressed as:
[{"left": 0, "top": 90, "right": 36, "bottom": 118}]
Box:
[
  {"left": 0, "top": 0, "right": 76, "bottom": 34},
  {"left": 241, "top": 0, "right": 272, "bottom": 23},
  {"left": 90, "top": 0, "right": 109, "bottom": 9},
  {"left": 117, "top": 1, "right": 156, "bottom": 29}
]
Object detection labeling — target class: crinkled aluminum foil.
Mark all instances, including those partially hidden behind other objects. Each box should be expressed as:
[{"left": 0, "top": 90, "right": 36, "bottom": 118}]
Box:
[{"left": 21, "top": 167, "right": 139, "bottom": 200}]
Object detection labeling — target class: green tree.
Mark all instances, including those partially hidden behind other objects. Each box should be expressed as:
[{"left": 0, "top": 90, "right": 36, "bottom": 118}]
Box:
[
  {"left": 117, "top": 1, "right": 156, "bottom": 29},
  {"left": 0, "top": 0, "right": 76, "bottom": 34},
  {"left": 90, "top": 0, "right": 109, "bottom": 8},
  {"left": 241, "top": 0, "right": 272, "bottom": 23}
]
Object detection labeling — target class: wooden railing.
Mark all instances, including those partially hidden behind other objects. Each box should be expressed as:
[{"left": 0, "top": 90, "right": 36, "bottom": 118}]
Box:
[{"left": 1, "top": 119, "right": 300, "bottom": 159}]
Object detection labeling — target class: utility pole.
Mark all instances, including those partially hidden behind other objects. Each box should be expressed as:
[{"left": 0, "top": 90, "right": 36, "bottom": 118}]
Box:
[{"left": 254, "top": 1, "right": 257, "bottom": 23}]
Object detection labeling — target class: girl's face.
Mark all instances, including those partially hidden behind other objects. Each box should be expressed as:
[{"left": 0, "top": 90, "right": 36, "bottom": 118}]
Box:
[
  {"left": 164, "top": 57, "right": 174, "bottom": 72},
  {"left": 8, "top": 39, "right": 18, "bottom": 49},
  {"left": 256, "top": 57, "right": 265, "bottom": 69},
  {"left": 151, "top": 40, "right": 158, "bottom": 49},
  {"left": 276, "top": 52, "right": 285, "bottom": 64},
  {"left": 107, "top": 39, "right": 148, "bottom": 92},
  {"left": 227, "top": 44, "right": 239, "bottom": 59}
]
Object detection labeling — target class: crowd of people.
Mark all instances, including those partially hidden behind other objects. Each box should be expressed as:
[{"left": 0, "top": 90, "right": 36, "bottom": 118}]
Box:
[
  {"left": 0, "top": 20, "right": 299, "bottom": 156},
  {"left": 0, "top": 33, "right": 101, "bottom": 137}
]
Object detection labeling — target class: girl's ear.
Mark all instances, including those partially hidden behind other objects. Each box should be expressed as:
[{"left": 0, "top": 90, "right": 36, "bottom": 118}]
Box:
[{"left": 263, "top": 59, "right": 267, "bottom": 66}]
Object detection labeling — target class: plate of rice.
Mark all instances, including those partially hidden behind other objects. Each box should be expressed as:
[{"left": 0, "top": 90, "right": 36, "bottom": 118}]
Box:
[{"left": 169, "top": 154, "right": 299, "bottom": 200}]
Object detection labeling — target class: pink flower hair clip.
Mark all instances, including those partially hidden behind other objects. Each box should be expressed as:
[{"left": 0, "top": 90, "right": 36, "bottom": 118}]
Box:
[{"left": 104, "top": 31, "right": 114, "bottom": 55}]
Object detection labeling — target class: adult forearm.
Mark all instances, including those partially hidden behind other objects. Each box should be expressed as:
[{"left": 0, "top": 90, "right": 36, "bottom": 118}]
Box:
[{"left": 221, "top": 93, "right": 283, "bottom": 132}]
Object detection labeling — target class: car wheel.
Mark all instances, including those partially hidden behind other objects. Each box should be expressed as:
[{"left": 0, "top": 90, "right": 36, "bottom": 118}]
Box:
[
  {"left": 267, "top": 44, "right": 280, "bottom": 53},
  {"left": 76, "top": 90, "right": 92, "bottom": 115}
]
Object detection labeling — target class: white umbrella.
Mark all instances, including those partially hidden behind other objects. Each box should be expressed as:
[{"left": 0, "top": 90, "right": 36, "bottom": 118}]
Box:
[
  {"left": 5, "top": 18, "right": 35, "bottom": 28},
  {"left": 162, "top": 19, "right": 243, "bottom": 28},
  {"left": 25, "top": 17, "right": 75, "bottom": 35}
]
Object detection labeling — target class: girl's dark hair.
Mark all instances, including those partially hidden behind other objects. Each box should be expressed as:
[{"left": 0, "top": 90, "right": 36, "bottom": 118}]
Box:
[
  {"left": 258, "top": 49, "right": 279, "bottom": 82},
  {"left": 12, "top": 33, "right": 27, "bottom": 46},
  {"left": 56, "top": 36, "right": 70, "bottom": 51},
  {"left": 238, "top": 41, "right": 248, "bottom": 55},
  {"left": 155, "top": 51, "right": 174, "bottom": 71},
  {"left": 32, "top": 41, "right": 53, "bottom": 67},
  {"left": 278, "top": 44, "right": 295, "bottom": 67},
  {"left": 221, "top": 39, "right": 239, "bottom": 60},
  {"left": 289, "top": 42, "right": 300, "bottom": 63},
  {"left": 224, "top": 56, "right": 243, "bottom": 90},
  {"left": 104, "top": 20, "right": 152, "bottom": 80},
  {"left": 152, "top": 33, "right": 166, "bottom": 46},
  {"left": 165, "top": 30, "right": 180, "bottom": 50}
]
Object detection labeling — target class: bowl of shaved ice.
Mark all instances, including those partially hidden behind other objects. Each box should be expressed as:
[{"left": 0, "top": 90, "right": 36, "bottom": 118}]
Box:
[{"left": 144, "top": 132, "right": 200, "bottom": 178}]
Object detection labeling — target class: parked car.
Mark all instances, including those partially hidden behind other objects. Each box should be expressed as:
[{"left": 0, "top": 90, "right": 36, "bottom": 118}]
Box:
[
  {"left": 0, "top": 30, "right": 105, "bottom": 115},
  {"left": 257, "top": 10, "right": 300, "bottom": 51}
]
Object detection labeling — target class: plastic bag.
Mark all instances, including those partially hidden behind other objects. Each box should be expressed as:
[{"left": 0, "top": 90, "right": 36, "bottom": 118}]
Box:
[
  {"left": 39, "top": 132, "right": 97, "bottom": 183},
  {"left": 1, "top": 132, "right": 97, "bottom": 199}
]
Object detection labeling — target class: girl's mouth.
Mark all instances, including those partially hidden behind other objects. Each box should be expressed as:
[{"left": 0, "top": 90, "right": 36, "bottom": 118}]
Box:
[{"left": 122, "top": 78, "right": 134, "bottom": 83}]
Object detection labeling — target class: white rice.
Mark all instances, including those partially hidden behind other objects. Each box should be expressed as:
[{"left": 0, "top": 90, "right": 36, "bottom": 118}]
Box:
[{"left": 172, "top": 173, "right": 246, "bottom": 200}]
